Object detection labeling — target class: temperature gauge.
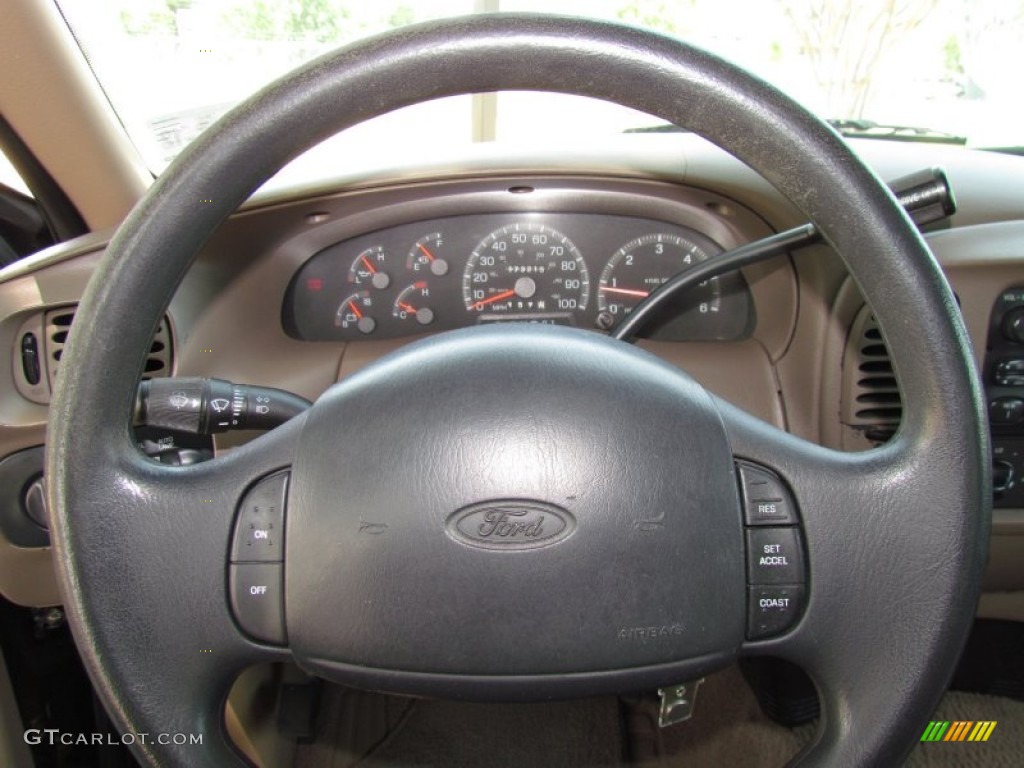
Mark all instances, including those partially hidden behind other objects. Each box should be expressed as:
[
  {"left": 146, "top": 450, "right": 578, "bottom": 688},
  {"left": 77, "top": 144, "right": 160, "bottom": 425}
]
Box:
[
  {"left": 336, "top": 292, "right": 377, "bottom": 335},
  {"left": 407, "top": 233, "right": 449, "bottom": 277},
  {"left": 348, "top": 246, "right": 391, "bottom": 290},
  {"left": 392, "top": 282, "right": 435, "bottom": 327}
]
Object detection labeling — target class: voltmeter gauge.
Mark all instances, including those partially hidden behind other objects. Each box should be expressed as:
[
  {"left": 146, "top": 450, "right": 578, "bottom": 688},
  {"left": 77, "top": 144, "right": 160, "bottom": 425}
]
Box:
[{"left": 335, "top": 291, "right": 377, "bottom": 335}]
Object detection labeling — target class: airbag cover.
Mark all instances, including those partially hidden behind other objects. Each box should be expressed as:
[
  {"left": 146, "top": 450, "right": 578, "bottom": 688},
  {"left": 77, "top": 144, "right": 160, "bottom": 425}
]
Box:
[{"left": 286, "top": 325, "right": 744, "bottom": 675}]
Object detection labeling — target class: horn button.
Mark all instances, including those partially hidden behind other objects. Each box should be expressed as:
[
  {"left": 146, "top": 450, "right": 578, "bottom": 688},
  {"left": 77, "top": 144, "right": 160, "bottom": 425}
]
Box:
[{"left": 286, "top": 325, "right": 745, "bottom": 694}]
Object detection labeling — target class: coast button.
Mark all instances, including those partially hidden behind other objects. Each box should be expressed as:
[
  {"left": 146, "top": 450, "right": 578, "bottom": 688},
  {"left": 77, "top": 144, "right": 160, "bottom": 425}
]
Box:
[{"left": 747, "top": 584, "right": 804, "bottom": 639}]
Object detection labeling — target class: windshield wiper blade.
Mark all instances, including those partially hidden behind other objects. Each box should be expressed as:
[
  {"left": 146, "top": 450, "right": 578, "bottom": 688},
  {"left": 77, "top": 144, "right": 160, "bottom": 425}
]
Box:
[{"left": 828, "top": 119, "right": 966, "bottom": 145}]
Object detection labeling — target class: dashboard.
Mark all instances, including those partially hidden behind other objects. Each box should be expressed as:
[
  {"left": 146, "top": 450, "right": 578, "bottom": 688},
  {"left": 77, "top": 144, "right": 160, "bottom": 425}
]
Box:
[{"left": 0, "top": 137, "right": 1022, "bottom": 613}]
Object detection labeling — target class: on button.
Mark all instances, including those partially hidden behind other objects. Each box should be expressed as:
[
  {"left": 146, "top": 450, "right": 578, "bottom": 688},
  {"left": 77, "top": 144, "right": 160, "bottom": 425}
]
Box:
[{"left": 231, "top": 471, "right": 288, "bottom": 562}]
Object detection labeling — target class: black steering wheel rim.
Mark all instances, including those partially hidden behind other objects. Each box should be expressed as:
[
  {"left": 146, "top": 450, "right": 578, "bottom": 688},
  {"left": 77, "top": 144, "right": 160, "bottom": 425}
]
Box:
[{"left": 46, "top": 13, "right": 989, "bottom": 767}]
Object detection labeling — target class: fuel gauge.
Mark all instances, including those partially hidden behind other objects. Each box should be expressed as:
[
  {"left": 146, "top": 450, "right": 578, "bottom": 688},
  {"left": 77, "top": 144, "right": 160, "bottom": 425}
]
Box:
[
  {"left": 407, "top": 233, "right": 449, "bottom": 277},
  {"left": 392, "top": 281, "right": 435, "bottom": 327}
]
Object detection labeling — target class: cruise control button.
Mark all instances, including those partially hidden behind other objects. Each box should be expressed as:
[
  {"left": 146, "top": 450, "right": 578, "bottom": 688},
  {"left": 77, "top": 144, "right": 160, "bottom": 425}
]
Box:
[
  {"left": 747, "top": 585, "right": 804, "bottom": 639},
  {"left": 230, "top": 563, "right": 286, "bottom": 645},
  {"left": 231, "top": 471, "right": 288, "bottom": 562},
  {"left": 746, "top": 527, "right": 805, "bottom": 585},
  {"left": 737, "top": 463, "right": 798, "bottom": 526}
]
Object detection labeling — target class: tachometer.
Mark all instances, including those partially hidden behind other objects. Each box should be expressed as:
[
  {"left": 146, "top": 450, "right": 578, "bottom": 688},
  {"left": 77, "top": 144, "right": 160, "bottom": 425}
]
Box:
[
  {"left": 463, "top": 223, "right": 589, "bottom": 316},
  {"left": 596, "top": 233, "right": 720, "bottom": 328}
]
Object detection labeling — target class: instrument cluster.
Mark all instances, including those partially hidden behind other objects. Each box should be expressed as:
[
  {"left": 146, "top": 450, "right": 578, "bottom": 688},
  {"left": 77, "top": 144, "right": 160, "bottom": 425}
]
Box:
[{"left": 283, "top": 213, "right": 753, "bottom": 342}]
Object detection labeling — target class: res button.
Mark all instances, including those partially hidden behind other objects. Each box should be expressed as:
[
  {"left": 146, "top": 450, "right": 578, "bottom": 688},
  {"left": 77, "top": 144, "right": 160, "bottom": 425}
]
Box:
[{"left": 737, "top": 463, "right": 799, "bottom": 526}]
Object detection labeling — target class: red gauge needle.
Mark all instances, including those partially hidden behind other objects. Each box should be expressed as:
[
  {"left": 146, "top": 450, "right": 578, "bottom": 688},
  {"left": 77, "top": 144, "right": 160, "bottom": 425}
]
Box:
[
  {"left": 399, "top": 302, "right": 417, "bottom": 314},
  {"left": 347, "top": 300, "right": 364, "bottom": 319},
  {"left": 601, "top": 286, "right": 650, "bottom": 298},
  {"left": 473, "top": 289, "right": 516, "bottom": 310},
  {"left": 360, "top": 255, "right": 378, "bottom": 274},
  {"left": 417, "top": 243, "right": 435, "bottom": 262}
]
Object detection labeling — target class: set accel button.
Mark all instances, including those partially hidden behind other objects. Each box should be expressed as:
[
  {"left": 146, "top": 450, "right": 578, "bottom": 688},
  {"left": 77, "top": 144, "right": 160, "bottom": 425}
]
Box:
[{"left": 746, "top": 527, "right": 804, "bottom": 585}]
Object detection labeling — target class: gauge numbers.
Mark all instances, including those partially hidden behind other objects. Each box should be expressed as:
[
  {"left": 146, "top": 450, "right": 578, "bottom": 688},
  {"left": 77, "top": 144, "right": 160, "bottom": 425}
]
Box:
[
  {"left": 597, "top": 233, "right": 720, "bottom": 324},
  {"left": 463, "top": 223, "right": 589, "bottom": 315}
]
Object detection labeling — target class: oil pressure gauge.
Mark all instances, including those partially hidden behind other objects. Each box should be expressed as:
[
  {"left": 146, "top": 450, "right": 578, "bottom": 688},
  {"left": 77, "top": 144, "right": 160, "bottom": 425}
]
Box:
[{"left": 348, "top": 246, "right": 391, "bottom": 290}]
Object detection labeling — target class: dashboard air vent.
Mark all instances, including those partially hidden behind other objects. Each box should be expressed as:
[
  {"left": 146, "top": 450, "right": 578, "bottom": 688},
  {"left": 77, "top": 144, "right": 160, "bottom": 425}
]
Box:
[
  {"left": 841, "top": 306, "right": 902, "bottom": 443},
  {"left": 44, "top": 306, "right": 173, "bottom": 393}
]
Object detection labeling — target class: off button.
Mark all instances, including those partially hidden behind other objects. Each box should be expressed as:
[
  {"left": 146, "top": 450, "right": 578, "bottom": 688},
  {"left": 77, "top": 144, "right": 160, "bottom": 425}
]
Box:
[
  {"left": 230, "top": 563, "right": 286, "bottom": 645},
  {"left": 746, "top": 527, "right": 805, "bottom": 585}
]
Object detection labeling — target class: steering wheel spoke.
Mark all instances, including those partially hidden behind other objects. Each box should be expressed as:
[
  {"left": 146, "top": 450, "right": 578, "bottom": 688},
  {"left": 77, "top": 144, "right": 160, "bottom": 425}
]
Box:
[
  {"left": 50, "top": 417, "right": 301, "bottom": 765},
  {"left": 717, "top": 398, "right": 986, "bottom": 766}
]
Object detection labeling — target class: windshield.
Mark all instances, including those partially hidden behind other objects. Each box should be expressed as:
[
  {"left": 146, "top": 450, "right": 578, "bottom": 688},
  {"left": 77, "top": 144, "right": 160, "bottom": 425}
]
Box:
[{"left": 55, "top": 0, "right": 1024, "bottom": 185}]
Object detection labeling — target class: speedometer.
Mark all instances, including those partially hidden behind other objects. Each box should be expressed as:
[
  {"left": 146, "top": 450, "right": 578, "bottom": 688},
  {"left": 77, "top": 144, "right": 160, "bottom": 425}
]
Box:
[{"left": 463, "top": 223, "right": 589, "bottom": 316}]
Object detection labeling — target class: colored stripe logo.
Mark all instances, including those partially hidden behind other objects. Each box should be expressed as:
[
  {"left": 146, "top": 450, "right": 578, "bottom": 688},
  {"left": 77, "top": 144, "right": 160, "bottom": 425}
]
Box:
[{"left": 921, "top": 721, "right": 997, "bottom": 742}]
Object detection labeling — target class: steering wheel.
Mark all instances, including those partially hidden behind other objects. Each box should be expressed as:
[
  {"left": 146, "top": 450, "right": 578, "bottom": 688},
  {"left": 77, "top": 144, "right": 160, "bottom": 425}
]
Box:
[{"left": 46, "top": 14, "right": 989, "bottom": 767}]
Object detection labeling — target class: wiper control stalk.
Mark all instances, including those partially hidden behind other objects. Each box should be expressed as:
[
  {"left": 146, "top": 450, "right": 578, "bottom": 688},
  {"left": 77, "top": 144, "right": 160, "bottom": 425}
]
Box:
[{"left": 136, "top": 377, "right": 311, "bottom": 435}]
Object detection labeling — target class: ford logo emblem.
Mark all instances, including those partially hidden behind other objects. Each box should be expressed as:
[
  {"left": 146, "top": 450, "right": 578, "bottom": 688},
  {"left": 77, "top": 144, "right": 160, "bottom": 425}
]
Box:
[{"left": 446, "top": 500, "right": 576, "bottom": 551}]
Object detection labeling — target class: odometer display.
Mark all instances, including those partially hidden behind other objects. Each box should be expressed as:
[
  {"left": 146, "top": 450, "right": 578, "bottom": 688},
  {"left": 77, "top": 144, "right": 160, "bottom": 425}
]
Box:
[{"left": 463, "top": 223, "right": 589, "bottom": 316}]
